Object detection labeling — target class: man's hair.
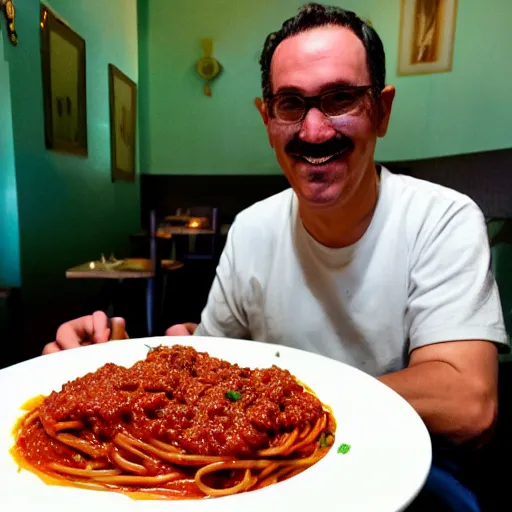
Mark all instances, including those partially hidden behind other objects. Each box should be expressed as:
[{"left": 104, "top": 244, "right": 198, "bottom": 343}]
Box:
[{"left": 259, "top": 3, "right": 386, "bottom": 101}]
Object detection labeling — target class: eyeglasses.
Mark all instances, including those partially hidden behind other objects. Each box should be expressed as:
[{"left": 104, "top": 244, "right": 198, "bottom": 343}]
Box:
[{"left": 268, "top": 85, "right": 377, "bottom": 124}]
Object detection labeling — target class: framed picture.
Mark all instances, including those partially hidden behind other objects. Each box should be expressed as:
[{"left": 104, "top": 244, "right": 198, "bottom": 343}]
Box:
[
  {"left": 40, "top": 5, "right": 88, "bottom": 155},
  {"left": 397, "top": 0, "right": 458, "bottom": 76},
  {"left": 108, "top": 64, "right": 137, "bottom": 182}
]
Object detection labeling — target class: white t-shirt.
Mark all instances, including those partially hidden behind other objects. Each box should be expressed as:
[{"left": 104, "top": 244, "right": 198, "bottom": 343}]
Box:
[{"left": 196, "top": 167, "right": 508, "bottom": 376}]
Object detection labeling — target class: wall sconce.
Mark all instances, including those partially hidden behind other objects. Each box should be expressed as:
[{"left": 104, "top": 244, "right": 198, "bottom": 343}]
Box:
[
  {"left": 1, "top": 0, "right": 18, "bottom": 46},
  {"left": 196, "top": 38, "right": 222, "bottom": 97}
]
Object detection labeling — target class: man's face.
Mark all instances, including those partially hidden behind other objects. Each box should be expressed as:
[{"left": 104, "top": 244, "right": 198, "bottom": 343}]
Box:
[{"left": 260, "top": 26, "right": 394, "bottom": 209}]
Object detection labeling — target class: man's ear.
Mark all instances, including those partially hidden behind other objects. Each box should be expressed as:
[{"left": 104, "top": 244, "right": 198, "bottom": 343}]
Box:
[
  {"left": 254, "top": 97, "right": 269, "bottom": 125},
  {"left": 376, "top": 85, "right": 395, "bottom": 137},
  {"left": 254, "top": 97, "right": 273, "bottom": 148}
]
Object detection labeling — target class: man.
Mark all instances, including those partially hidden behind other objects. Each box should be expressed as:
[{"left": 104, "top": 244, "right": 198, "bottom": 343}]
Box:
[{"left": 44, "top": 4, "right": 507, "bottom": 510}]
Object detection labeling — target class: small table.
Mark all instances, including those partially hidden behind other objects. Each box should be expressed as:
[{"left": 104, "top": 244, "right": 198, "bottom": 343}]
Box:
[
  {"left": 66, "top": 258, "right": 155, "bottom": 279},
  {"left": 66, "top": 258, "right": 183, "bottom": 336}
]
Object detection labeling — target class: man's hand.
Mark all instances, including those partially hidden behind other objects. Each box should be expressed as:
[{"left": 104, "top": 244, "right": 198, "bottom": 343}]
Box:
[
  {"left": 165, "top": 323, "right": 198, "bottom": 336},
  {"left": 42, "top": 311, "right": 127, "bottom": 354},
  {"left": 379, "top": 340, "right": 498, "bottom": 445}
]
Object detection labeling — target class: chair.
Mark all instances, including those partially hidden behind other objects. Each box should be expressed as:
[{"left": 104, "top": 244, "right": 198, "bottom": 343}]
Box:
[
  {"left": 182, "top": 206, "right": 219, "bottom": 261},
  {"left": 489, "top": 218, "right": 512, "bottom": 350},
  {"left": 462, "top": 218, "right": 512, "bottom": 509},
  {"left": 146, "top": 210, "right": 186, "bottom": 335},
  {"left": 153, "top": 207, "right": 221, "bottom": 327}
]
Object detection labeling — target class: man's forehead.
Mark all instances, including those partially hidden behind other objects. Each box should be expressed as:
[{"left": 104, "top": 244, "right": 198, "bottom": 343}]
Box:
[{"left": 270, "top": 26, "right": 370, "bottom": 93}]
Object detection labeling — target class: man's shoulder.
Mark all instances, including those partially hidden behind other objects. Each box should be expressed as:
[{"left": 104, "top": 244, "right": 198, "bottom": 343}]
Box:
[
  {"left": 234, "top": 188, "right": 294, "bottom": 229},
  {"left": 382, "top": 168, "right": 487, "bottom": 258},
  {"left": 224, "top": 189, "right": 294, "bottom": 260},
  {"left": 384, "top": 168, "right": 482, "bottom": 219}
]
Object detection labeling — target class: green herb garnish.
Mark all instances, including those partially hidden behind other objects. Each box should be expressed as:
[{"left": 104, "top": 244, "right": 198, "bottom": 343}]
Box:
[
  {"left": 275, "top": 351, "right": 280, "bottom": 357},
  {"left": 225, "top": 391, "right": 242, "bottom": 402},
  {"left": 337, "top": 443, "right": 351, "bottom": 455}
]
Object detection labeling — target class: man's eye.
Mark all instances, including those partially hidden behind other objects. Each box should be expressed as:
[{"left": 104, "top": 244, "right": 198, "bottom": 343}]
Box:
[
  {"left": 327, "top": 91, "right": 354, "bottom": 106},
  {"left": 277, "top": 97, "right": 304, "bottom": 110}
]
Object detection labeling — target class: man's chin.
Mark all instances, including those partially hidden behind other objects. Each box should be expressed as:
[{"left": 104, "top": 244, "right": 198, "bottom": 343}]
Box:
[{"left": 296, "top": 183, "right": 344, "bottom": 209}]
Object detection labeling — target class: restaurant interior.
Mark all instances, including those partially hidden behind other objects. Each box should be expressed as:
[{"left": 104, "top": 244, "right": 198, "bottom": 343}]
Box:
[{"left": 0, "top": 0, "right": 511, "bottom": 506}]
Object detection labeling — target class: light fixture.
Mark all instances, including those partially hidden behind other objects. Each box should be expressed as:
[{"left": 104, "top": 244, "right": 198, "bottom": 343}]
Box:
[
  {"left": 196, "top": 38, "right": 222, "bottom": 97},
  {"left": 1, "top": 0, "right": 18, "bottom": 45}
]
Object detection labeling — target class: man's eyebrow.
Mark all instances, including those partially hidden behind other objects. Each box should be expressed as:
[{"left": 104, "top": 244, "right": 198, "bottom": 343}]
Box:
[{"left": 273, "top": 79, "right": 363, "bottom": 96}]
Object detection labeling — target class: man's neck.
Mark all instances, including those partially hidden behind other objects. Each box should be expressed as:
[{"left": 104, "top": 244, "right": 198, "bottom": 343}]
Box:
[{"left": 299, "top": 165, "right": 380, "bottom": 248}]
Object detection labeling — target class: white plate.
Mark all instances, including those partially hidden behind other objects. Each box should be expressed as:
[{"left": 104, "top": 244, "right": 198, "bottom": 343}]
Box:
[{"left": 0, "top": 337, "right": 431, "bottom": 512}]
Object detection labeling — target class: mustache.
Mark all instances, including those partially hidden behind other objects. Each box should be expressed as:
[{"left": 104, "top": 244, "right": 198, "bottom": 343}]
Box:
[{"left": 285, "top": 136, "right": 354, "bottom": 158}]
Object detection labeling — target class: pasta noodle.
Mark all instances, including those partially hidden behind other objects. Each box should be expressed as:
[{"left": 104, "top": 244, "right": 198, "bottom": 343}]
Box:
[{"left": 11, "top": 345, "right": 335, "bottom": 499}]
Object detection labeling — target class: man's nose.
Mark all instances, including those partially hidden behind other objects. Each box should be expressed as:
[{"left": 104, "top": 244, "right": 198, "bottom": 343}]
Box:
[{"left": 298, "top": 108, "right": 336, "bottom": 144}]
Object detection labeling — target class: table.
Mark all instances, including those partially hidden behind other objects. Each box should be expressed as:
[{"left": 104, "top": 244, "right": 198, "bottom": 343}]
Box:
[
  {"left": 66, "top": 258, "right": 155, "bottom": 279},
  {"left": 66, "top": 258, "right": 184, "bottom": 336}
]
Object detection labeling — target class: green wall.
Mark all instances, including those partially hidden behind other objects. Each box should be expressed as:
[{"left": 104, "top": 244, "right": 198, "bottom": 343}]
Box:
[
  {"left": 140, "top": 0, "right": 512, "bottom": 175},
  {"left": 0, "top": 34, "right": 21, "bottom": 288},
  {"left": 3, "top": 0, "right": 140, "bottom": 357}
]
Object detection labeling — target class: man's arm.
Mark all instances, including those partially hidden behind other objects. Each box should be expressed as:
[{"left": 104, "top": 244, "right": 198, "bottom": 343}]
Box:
[
  {"left": 379, "top": 339, "right": 498, "bottom": 444},
  {"left": 384, "top": 200, "right": 507, "bottom": 444}
]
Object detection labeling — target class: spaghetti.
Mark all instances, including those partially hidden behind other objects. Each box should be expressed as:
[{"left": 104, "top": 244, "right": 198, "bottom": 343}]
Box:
[{"left": 11, "top": 345, "right": 335, "bottom": 499}]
